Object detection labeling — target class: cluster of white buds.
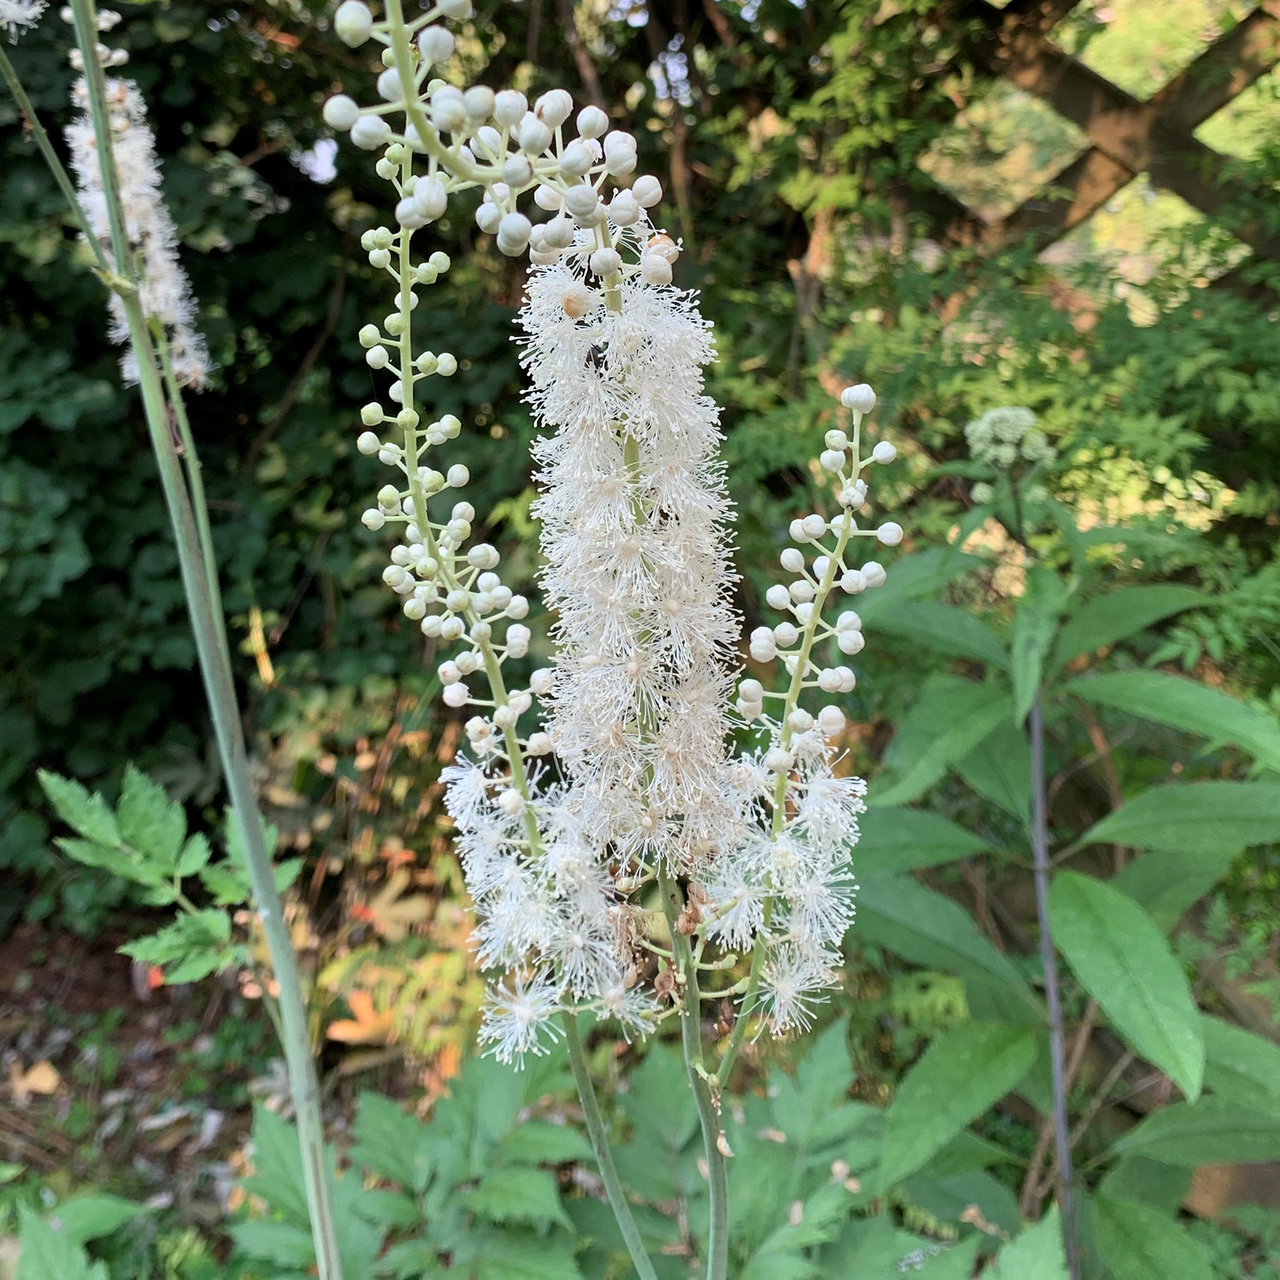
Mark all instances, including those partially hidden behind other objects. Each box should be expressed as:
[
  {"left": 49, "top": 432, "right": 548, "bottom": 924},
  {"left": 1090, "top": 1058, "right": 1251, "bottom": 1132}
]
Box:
[
  {"left": 700, "top": 383, "right": 897, "bottom": 1033},
  {"left": 331, "top": 0, "right": 904, "bottom": 1063},
  {"left": 61, "top": 8, "right": 209, "bottom": 388}
]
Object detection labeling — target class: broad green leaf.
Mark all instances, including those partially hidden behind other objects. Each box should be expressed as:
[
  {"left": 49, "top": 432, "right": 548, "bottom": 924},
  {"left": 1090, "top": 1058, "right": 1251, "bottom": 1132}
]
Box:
[
  {"left": 854, "top": 549, "right": 982, "bottom": 623},
  {"left": 1069, "top": 671, "right": 1280, "bottom": 771},
  {"left": 1111, "top": 1096, "right": 1280, "bottom": 1164},
  {"left": 117, "top": 765, "right": 185, "bottom": 873},
  {"left": 52, "top": 1194, "right": 146, "bottom": 1244},
  {"left": 1081, "top": 781, "right": 1280, "bottom": 855},
  {"left": 990, "top": 1206, "right": 1069, "bottom": 1278},
  {"left": 1113, "top": 846, "right": 1242, "bottom": 931},
  {"left": 352, "top": 1189, "right": 419, "bottom": 1229},
  {"left": 38, "top": 771, "right": 119, "bottom": 847},
  {"left": 227, "top": 1220, "right": 316, "bottom": 1268},
  {"left": 856, "top": 808, "right": 992, "bottom": 875},
  {"left": 462, "top": 1166, "right": 571, "bottom": 1230},
  {"left": 17, "top": 1205, "right": 93, "bottom": 1280},
  {"left": 1097, "top": 1158, "right": 1191, "bottom": 1214},
  {"left": 376, "top": 1239, "right": 447, "bottom": 1279},
  {"left": 879, "top": 1022, "right": 1037, "bottom": 1186},
  {"left": 496, "top": 1120, "right": 592, "bottom": 1166},
  {"left": 919, "top": 1129, "right": 1015, "bottom": 1177},
  {"left": 855, "top": 874, "right": 1035, "bottom": 1011},
  {"left": 954, "top": 719, "right": 1032, "bottom": 823},
  {"left": 873, "top": 677, "right": 1013, "bottom": 807},
  {"left": 869, "top": 601, "right": 1009, "bottom": 669},
  {"left": 1010, "top": 568, "right": 1066, "bottom": 723},
  {"left": 1092, "top": 1196, "right": 1213, "bottom": 1280},
  {"left": 1201, "top": 1015, "right": 1280, "bottom": 1109},
  {"left": 1048, "top": 872, "right": 1203, "bottom": 1099},
  {"left": 1049, "top": 585, "right": 1208, "bottom": 672},
  {"left": 903, "top": 1169, "right": 1020, "bottom": 1235},
  {"left": 618, "top": 1044, "right": 697, "bottom": 1154}
]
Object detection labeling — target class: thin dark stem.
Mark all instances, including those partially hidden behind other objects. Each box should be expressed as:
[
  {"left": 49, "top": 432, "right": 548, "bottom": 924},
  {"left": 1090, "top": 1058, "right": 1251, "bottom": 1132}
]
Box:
[
  {"left": 1030, "top": 700, "right": 1080, "bottom": 1280},
  {"left": 561, "top": 1015, "right": 659, "bottom": 1280}
]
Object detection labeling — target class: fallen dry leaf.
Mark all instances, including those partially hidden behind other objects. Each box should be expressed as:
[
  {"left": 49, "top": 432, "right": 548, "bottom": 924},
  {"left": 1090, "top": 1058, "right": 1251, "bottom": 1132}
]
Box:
[{"left": 8, "top": 1059, "right": 61, "bottom": 1102}]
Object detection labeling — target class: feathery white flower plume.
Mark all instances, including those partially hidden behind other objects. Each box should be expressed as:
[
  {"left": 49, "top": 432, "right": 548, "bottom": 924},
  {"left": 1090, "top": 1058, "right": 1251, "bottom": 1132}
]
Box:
[{"left": 65, "top": 77, "right": 209, "bottom": 388}]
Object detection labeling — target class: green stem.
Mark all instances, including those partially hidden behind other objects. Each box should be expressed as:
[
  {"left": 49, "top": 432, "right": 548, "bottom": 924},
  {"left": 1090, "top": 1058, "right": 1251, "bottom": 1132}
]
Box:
[
  {"left": 562, "top": 1015, "right": 660, "bottom": 1280},
  {"left": 659, "top": 869, "right": 729, "bottom": 1280},
  {"left": 63, "top": 8, "right": 344, "bottom": 1277},
  {"left": 156, "top": 332, "right": 226, "bottom": 635}
]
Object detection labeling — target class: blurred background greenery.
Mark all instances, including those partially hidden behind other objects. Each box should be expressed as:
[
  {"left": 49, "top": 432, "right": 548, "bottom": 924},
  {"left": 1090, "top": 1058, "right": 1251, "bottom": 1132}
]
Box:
[{"left": 3, "top": 0, "right": 1280, "bottom": 1274}]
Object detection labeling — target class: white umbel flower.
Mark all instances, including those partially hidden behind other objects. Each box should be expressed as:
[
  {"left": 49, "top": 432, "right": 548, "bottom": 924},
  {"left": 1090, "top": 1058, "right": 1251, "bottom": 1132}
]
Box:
[{"left": 65, "top": 78, "right": 209, "bottom": 388}]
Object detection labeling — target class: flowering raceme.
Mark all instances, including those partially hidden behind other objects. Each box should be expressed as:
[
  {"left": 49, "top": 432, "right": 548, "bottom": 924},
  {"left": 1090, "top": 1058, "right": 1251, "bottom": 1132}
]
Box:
[
  {"left": 325, "top": 0, "right": 902, "bottom": 1067},
  {"left": 63, "top": 8, "right": 209, "bottom": 389}
]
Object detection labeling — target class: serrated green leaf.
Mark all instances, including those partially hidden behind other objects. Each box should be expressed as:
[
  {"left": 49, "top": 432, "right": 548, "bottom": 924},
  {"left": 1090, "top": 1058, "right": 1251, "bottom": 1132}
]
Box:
[
  {"left": 1069, "top": 671, "right": 1280, "bottom": 770},
  {"left": 618, "top": 1044, "right": 697, "bottom": 1154},
  {"left": 879, "top": 1022, "right": 1037, "bottom": 1186},
  {"left": 990, "top": 1206, "right": 1068, "bottom": 1278},
  {"left": 1110, "top": 1096, "right": 1280, "bottom": 1164},
  {"left": 176, "top": 833, "right": 212, "bottom": 877},
  {"left": 374, "top": 1239, "right": 448, "bottom": 1278},
  {"left": 854, "top": 874, "right": 1035, "bottom": 1011},
  {"left": 1049, "top": 585, "right": 1208, "bottom": 672},
  {"left": 497, "top": 1119, "right": 592, "bottom": 1166},
  {"left": 38, "top": 771, "right": 119, "bottom": 847},
  {"left": 471, "top": 1230, "right": 583, "bottom": 1280},
  {"left": 874, "top": 678, "right": 1013, "bottom": 808},
  {"left": 903, "top": 1169, "right": 1020, "bottom": 1236},
  {"left": 199, "top": 860, "right": 251, "bottom": 905},
  {"left": 1049, "top": 872, "right": 1203, "bottom": 1099},
  {"left": 352, "top": 1188, "right": 419, "bottom": 1229},
  {"left": 1092, "top": 1196, "right": 1213, "bottom": 1280},
  {"left": 1113, "top": 846, "right": 1242, "bottom": 931},
  {"left": 241, "top": 1104, "right": 310, "bottom": 1225},
  {"left": 52, "top": 1194, "right": 146, "bottom": 1244},
  {"left": 17, "top": 1205, "right": 93, "bottom": 1280},
  {"left": 55, "top": 838, "right": 167, "bottom": 890},
  {"left": 1081, "top": 781, "right": 1280, "bottom": 854},
  {"left": 227, "top": 1220, "right": 316, "bottom": 1269},
  {"left": 855, "top": 808, "right": 993, "bottom": 875},
  {"left": 869, "top": 601, "right": 1009, "bottom": 669},
  {"left": 350, "top": 1092, "right": 429, "bottom": 1190},
  {"left": 1202, "top": 1015, "right": 1280, "bottom": 1108},
  {"left": 463, "top": 1166, "right": 571, "bottom": 1229},
  {"left": 117, "top": 765, "right": 185, "bottom": 873},
  {"left": 120, "top": 909, "right": 233, "bottom": 983}
]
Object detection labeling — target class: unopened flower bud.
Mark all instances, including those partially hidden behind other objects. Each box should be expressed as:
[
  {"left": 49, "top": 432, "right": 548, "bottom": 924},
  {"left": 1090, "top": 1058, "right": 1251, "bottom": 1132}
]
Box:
[
  {"left": 841, "top": 383, "right": 876, "bottom": 414},
  {"left": 876, "top": 521, "right": 903, "bottom": 546},
  {"left": 418, "top": 24, "right": 454, "bottom": 62},
  {"left": 334, "top": 0, "right": 372, "bottom": 47},
  {"left": 632, "top": 174, "right": 662, "bottom": 207},
  {"left": 576, "top": 104, "right": 608, "bottom": 138},
  {"left": 350, "top": 115, "right": 392, "bottom": 150},
  {"left": 872, "top": 440, "right": 897, "bottom": 464},
  {"left": 323, "top": 94, "right": 360, "bottom": 130}
]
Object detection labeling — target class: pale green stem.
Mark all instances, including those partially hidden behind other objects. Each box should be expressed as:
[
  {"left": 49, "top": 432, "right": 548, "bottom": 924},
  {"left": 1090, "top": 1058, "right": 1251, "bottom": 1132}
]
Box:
[
  {"left": 716, "top": 410, "right": 865, "bottom": 1088},
  {"left": 659, "top": 868, "right": 729, "bottom": 1280},
  {"left": 63, "top": 7, "right": 344, "bottom": 1276},
  {"left": 562, "top": 1015, "right": 660, "bottom": 1280},
  {"left": 155, "top": 330, "right": 227, "bottom": 641}
]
